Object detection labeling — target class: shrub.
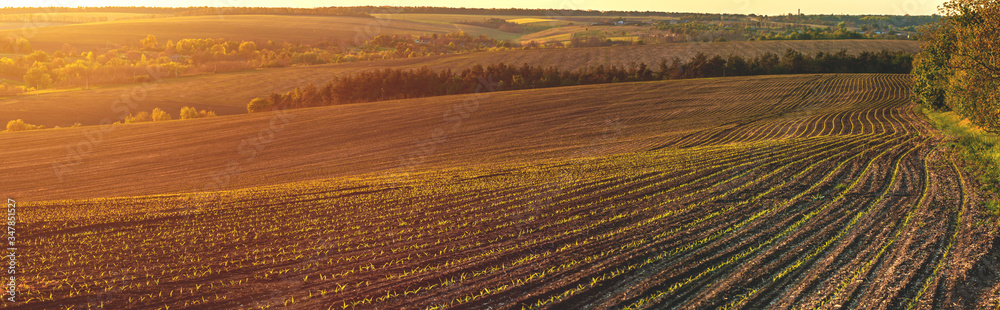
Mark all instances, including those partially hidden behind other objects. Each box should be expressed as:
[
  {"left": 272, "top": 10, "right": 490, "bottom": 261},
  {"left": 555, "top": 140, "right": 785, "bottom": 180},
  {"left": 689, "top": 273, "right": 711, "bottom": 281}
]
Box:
[
  {"left": 986, "top": 201, "right": 1000, "bottom": 217},
  {"left": 23, "top": 62, "right": 53, "bottom": 90},
  {"left": 5, "top": 119, "right": 44, "bottom": 132},
  {"left": 151, "top": 108, "right": 172, "bottom": 121},
  {"left": 125, "top": 111, "right": 152, "bottom": 123},
  {"left": 247, "top": 97, "right": 272, "bottom": 114},
  {"left": 180, "top": 106, "right": 200, "bottom": 119}
]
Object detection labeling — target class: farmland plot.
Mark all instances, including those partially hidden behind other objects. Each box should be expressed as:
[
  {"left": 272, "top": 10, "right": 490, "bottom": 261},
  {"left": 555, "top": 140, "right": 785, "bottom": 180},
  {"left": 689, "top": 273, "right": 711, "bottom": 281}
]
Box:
[{"left": 14, "top": 74, "right": 1000, "bottom": 309}]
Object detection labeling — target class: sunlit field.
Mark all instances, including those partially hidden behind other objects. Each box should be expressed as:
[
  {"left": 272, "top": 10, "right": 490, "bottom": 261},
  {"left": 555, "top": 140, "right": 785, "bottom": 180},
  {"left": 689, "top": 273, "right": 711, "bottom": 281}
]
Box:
[{"left": 3, "top": 3, "right": 999, "bottom": 310}]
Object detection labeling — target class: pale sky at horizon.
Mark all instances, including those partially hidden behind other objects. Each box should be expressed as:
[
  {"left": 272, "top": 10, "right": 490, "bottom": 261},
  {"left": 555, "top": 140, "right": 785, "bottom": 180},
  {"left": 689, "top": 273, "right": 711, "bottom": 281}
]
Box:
[{"left": 6, "top": 0, "right": 947, "bottom": 16}]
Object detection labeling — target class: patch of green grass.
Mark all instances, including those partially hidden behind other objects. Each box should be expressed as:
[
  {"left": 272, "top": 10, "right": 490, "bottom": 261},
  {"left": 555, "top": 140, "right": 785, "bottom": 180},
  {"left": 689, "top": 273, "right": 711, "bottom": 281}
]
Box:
[
  {"left": 920, "top": 107, "right": 1000, "bottom": 193},
  {"left": 986, "top": 200, "right": 1000, "bottom": 217}
]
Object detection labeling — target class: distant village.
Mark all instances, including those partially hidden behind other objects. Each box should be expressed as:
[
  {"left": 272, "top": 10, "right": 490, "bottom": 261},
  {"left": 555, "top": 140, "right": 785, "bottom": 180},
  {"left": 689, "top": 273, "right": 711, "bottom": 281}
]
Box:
[{"left": 588, "top": 19, "right": 695, "bottom": 26}]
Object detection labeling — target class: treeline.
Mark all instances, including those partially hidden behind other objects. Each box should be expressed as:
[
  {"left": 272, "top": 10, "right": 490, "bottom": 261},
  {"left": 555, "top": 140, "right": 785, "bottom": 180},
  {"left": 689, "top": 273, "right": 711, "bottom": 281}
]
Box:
[
  {"left": 0, "top": 14, "right": 162, "bottom": 24},
  {"left": 248, "top": 49, "right": 912, "bottom": 113},
  {"left": 769, "top": 14, "right": 939, "bottom": 30},
  {"left": 358, "top": 6, "right": 671, "bottom": 16},
  {"left": 653, "top": 21, "right": 912, "bottom": 43},
  {"left": 362, "top": 33, "right": 512, "bottom": 57},
  {"left": 3, "top": 106, "right": 215, "bottom": 133},
  {"left": 457, "top": 18, "right": 554, "bottom": 34},
  {"left": 912, "top": 0, "right": 1000, "bottom": 131},
  {"left": 175, "top": 7, "right": 371, "bottom": 17},
  {"left": 0, "top": 6, "right": 371, "bottom": 17},
  {"left": 0, "top": 7, "right": 184, "bottom": 14},
  {"left": 0, "top": 31, "right": 520, "bottom": 94},
  {"left": 567, "top": 36, "right": 642, "bottom": 48}
]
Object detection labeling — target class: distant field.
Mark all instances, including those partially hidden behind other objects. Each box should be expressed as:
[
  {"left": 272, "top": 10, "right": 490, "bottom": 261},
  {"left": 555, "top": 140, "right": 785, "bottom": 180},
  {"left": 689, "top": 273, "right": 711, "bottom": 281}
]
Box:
[
  {"left": 9, "top": 12, "right": 166, "bottom": 20},
  {"left": 371, "top": 13, "right": 582, "bottom": 26},
  {"left": 0, "top": 15, "right": 464, "bottom": 52},
  {"left": 422, "top": 39, "right": 922, "bottom": 71},
  {"left": 507, "top": 17, "right": 563, "bottom": 24},
  {"left": 0, "top": 73, "right": 916, "bottom": 201},
  {"left": 14, "top": 73, "right": 999, "bottom": 309},
  {"left": 0, "top": 40, "right": 921, "bottom": 128},
  {"left": 0, "top": 22, "right": 74, "bottom": 30},
  {"left": 520, "top": 25, "right": 583, "bottom": 42},
  {"left": 369, "top": 13, "right": 579, "bottom": 41},
  {"left": 521, "top": 24, "right": 668, "bottom": 44},
  {"left": 6, "top": 13, "right": 594, "bottom": 52}
]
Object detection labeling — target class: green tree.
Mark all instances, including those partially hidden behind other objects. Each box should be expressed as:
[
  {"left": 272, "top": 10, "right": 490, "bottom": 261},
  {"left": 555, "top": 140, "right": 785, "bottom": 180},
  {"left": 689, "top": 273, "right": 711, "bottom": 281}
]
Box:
[
  {"left": 238, "top": 41, "right": 257, "bottom": 56},
  {"left": 781, "top": 49, "right": 808, "bottom": 74},
  {"left": 60, "top": 61, "right": 90, "bottom": 87},
  {"left": 141, "top": 34, "right": 158, "bottom": 50},
  {"left": 23, "top": 62, "right": 53, "bottom": 90},
  {"left": 5, "top": 119, "right": 43, "bottom": 132},
  {"left": 14, "top": 38, "right": 31, "bottom": 54},
  {"left": 25, "top": 50, "right": 49, "bottom": 64},
  {"left": 247, "top": 97, "right": 272, "bottom": 113},
  {"left": 125, "top": 111, "right": 152, "bottom": 123},
  {"left": 911, "top": 21, "right": 953, "bottom": 111},
  {"left": 179, "top": 106, "right": 201, "bottom": 119},
  {"left": 151, "top": 108, "right": 172, "bottom": 121},
  {"left": 917, "top": 0, "right": 1000, "bottom": 130}
]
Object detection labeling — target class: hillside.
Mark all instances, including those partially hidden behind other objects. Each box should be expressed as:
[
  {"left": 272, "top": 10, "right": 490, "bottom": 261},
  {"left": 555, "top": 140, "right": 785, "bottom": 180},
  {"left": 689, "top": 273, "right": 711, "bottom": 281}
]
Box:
[
  {"left": 3, "top": 73, "right": 908, "bottom": 201},
  {"left": 1, "top": 14, "right": 484, "bottom": 52},
  {"left": 17, "top": 73, "right": 1000, "bottom": 309},
  {"left": 0, "top": 40, "right": 921, "bottom": 128}
]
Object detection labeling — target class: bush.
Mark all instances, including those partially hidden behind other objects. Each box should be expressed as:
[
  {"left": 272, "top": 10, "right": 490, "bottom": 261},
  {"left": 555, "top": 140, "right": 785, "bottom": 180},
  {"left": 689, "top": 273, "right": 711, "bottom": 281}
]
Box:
[
  {"left": 180, "top": 106, "right": 200, "bottom": 119},
  {"left": 151, "top": 108, "right": 172, "bottom": 121},
  {"left": 5, "top": 119, "right": 44, "bottom": 132},
  {"left": 914, "top": 0, "right": 1000, "bottom": 131},
  {"left": 986, "top": 201, "right": 1000, "bottom": 217},
  {"left": 247, "top": 97, "right": 272, "bottom": 113},
  {"left": 125, "top": 111, "right": 152, "bottom": 123}
]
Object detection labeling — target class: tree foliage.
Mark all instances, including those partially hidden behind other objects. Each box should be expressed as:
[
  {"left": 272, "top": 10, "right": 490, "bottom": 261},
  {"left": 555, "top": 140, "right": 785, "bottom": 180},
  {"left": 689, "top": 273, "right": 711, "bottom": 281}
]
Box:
[
  {"left": 5, "top": 119, "right": 44, "bottom": 132},
  {"left": 179, "top": 106, "right": 201, "bottom": 119},
  {"left": 23, "top": 62, "right": 52, "bottom": 90},
  {"left": 151, "top": 108, "right": 172, "bottom": 121},
  {"left": 250, "top": 49, "right": 913, "bottom": 112},
  {"left": 913, "top": 0, "right": 1000, "bottom": 130}
]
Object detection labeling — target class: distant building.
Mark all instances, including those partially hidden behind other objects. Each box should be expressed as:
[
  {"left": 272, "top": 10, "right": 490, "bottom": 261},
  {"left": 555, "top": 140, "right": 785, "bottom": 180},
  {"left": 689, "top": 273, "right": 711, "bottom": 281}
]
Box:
[
  {"left": 589, "top": 21, "right": 615, "bottom": 26},
  {"left": 615, "top": 20, "right": 646, "bottom": 26},
  {"left": 589, "top": 20, "right": 647, "bottom": 26}
]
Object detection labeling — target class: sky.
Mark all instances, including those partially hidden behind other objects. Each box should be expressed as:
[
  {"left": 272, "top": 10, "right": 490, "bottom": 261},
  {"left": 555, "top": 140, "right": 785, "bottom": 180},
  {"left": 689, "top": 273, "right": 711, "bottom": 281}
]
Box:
[{"left": 7, "top": 0, "right": 947, "bottom": 16}]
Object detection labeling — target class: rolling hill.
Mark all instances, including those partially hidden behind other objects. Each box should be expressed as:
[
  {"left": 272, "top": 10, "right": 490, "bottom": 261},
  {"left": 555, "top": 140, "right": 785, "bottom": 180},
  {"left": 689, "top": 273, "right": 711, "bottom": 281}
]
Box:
[
  {"left": 2, "top": 14, "right": 491, "bottom": 52},
  {"left": 0, "top": 73, "right": 913, "bottom": 201},
  {"left": 16, "top": 73, "right": 1000, "bottom": 309},
  {"left": 0, "top": 40, "right": 921, "bottom": 128}
]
